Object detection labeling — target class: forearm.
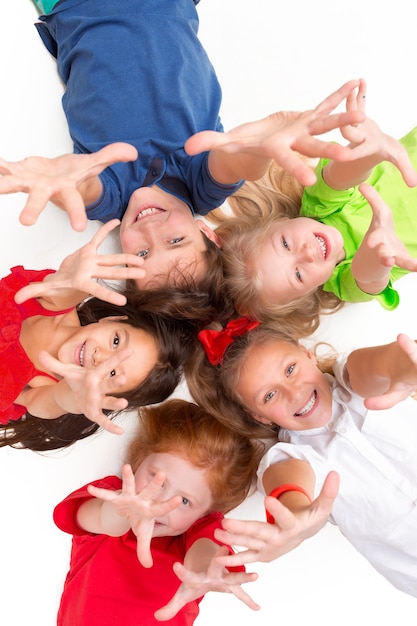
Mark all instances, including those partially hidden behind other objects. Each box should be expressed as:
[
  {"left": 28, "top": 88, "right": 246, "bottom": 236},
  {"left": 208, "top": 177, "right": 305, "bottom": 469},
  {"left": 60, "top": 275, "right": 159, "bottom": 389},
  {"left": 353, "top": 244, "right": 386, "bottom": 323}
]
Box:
[
  {"left": 346, "top": 341, "right": 412, "bottom": 397},
  {"left": 207, "top": 150, "right": 271, "bottom": 185},
  {"left": 16, "top": 380, "right": 79, "bottom": 418},
  {"left": 351, "top": 248, "right": 391, "bottom": 295},
  {"left": 78, "top": 175, "right": 103, "bottom": 207},
  {"left": 183, "top": 538, "right": 218, "bottom": 573},
  {"left": 76, "top": 497, "right": 130, "bottom": 536},
  {"left": 322, "top": 153, "right": 379, "bottom": 190},
  {"left": 262, "top": 459, "right": 315, "bottom": 513}
]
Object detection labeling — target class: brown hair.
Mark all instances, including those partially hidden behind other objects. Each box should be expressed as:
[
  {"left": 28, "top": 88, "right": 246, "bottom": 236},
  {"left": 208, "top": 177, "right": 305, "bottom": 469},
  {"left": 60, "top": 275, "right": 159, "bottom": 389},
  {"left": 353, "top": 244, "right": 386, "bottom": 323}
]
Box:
[
  {"left": 126, "top": 399, "right": 262, "bottom": 514},
  {"left": 185, "top": 320, "right": 336, "bottom": 440}
]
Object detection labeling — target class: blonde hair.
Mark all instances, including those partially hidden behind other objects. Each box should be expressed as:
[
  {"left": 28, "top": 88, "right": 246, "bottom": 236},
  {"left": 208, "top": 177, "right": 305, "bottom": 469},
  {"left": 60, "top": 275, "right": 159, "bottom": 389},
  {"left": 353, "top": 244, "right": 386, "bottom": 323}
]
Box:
[
  {"left": 211, "top": 162, "right": 343, "bottom": 337},
  {"left": 126, "top": 399, "right": 261, "bottom": 514}
]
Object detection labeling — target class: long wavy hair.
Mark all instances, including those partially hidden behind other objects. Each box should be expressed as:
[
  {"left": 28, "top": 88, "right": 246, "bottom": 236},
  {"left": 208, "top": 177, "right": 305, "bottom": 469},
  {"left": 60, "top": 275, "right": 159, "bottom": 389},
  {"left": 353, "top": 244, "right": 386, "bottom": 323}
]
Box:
[
  {"left": 1, "top": 287, "right": 207, "bottom": 452},
  {"left": 211, "top": 162, "right": 344, "bottom": 337},
  {"left": 184, "top": 320, "right": 337, "bottom": 441},
  {"left": 126, "top": 399, "right": 263, "bottom": 514}
]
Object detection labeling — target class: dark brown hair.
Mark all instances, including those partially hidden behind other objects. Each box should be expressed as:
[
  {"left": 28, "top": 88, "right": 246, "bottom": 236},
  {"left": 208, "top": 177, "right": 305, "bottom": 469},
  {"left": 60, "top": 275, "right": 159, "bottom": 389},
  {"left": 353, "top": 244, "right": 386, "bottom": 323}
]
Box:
[{"left": 0, "top": 290, "right": 203, "bottom": 451}]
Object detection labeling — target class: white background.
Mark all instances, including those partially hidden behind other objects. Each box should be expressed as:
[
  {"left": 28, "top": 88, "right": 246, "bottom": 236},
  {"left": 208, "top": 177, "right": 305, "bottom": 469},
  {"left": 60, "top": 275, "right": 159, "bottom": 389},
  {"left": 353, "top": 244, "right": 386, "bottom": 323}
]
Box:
[{"left": 1, "top": 1, "right": 416, "bottom": 624}]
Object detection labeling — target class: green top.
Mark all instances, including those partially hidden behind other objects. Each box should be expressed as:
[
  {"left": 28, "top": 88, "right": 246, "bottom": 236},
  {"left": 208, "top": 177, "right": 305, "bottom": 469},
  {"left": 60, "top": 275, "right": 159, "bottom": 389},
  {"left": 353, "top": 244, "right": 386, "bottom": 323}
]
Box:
[{"left": 300, "top": 127, "right": 417, "bottom": 309}]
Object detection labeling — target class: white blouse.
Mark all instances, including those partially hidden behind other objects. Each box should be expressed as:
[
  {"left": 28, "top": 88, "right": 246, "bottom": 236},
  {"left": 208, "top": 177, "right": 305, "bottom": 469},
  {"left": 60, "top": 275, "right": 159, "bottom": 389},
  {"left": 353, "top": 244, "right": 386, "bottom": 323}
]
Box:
[{"left": 257, "top": 352, "right": 417, "bottom": 597}]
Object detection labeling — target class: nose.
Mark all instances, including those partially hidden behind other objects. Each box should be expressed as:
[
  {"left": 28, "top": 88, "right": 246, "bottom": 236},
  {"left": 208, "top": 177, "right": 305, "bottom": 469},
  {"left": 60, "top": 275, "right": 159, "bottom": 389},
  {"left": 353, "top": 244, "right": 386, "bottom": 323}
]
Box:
[
  {"left": 92, "top": 346, "right": 111, "bottom": 366},
  {"left": 301, "top": 241, "right": 315, "bottom": 263}
]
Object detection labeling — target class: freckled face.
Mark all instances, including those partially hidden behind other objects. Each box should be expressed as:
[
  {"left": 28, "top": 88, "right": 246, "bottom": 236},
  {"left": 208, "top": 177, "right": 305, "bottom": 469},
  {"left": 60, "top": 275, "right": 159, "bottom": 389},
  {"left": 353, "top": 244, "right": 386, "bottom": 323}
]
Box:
[
  {"left": 134, "top": 452, "right": 213, "bottom": 537},
  {"left": 58, "top": 320, "right": 159, "bottom": 393},
  {"left": 120, "top": 186, "right": 216, "bottom": 288},
  {"left": 254, "top": 218, "right": 345, "bottom": 304},
  {"left": 236, "top": 340, "right": 333, "bottom": 431}
]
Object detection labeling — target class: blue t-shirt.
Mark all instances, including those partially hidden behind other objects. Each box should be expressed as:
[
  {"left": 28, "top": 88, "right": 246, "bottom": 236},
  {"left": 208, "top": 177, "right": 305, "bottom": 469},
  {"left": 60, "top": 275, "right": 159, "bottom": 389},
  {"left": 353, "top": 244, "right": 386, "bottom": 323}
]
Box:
[{"left": 35, "top": 0, "right": 243, "bottom": 221}]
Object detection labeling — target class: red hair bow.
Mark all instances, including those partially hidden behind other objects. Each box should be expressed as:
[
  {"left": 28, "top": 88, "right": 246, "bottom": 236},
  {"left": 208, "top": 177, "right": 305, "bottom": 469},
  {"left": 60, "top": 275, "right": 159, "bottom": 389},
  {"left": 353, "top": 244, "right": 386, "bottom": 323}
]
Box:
[{"left": 198, "top": 317, "right": 260, "bottom": 366}]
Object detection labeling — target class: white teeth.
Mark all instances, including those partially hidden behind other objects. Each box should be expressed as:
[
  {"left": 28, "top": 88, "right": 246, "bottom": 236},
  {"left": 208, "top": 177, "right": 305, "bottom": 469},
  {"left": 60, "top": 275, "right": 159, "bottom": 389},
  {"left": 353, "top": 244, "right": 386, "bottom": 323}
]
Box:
[
  {"left": 136, "top": 207, "right": 162, "bottom": 221},
  {"left": 315, "top": 235, "right": 327, "bottom": 259},
  {"left": 79, "top": 342, "right": 86, "bottom": 367},
  {"left": 295, "top": 391, "right": 317, "bottom": 416}
]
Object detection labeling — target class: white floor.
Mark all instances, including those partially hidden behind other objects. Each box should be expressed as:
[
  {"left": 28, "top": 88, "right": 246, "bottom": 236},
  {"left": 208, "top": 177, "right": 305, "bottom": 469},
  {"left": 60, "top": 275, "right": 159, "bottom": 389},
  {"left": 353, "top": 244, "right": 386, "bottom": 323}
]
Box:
[{"left": 1, "top": 1, "right": 416, "bottom": 624}]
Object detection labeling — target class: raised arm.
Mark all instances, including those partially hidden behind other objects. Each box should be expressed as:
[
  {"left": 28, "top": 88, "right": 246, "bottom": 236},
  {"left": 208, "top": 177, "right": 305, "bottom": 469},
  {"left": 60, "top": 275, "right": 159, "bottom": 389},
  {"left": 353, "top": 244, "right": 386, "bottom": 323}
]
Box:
[
  {"left": 0, "top": 143, "right": 138, "bottom": 231},
  {"left": 346, "top": 333, "right": 417, "bottom": 409},
  {"left": 154, "top": 541, "right": 259, "bottom": 621},
  {"left": 350, "top": 184, "right": 417, "bottom": 295},
  {"left": 82, "top": 464, "right": 183, "bottom": 567},
  {"left": 322, "top": 79, "right": 417, "bottom": 190},
  {"left": 214, "top": 460, "right": 339, "bottom": 567},
  {"left": 185, "top": 79, "right": 367, "bottom": 188}
]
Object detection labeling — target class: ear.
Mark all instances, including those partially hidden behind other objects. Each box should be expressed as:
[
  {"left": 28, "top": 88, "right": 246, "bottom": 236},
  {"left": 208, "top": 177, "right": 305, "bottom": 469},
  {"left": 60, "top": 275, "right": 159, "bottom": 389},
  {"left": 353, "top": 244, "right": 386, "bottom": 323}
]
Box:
[
  {"left": 98, "top": 315, "right": 128, "bottom": 323},
  {"left": 196, "top": 219, "right": 222, "bottom": 248},
  {"left": 298, "top": 342, "right": 318, "bottom": 365}
]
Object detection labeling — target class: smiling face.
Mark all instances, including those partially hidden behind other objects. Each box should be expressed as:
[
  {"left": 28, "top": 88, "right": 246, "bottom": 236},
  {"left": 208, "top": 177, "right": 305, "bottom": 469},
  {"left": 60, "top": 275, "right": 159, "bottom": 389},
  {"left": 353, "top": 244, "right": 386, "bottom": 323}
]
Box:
[
  {"left": 58, "top": 319, "right": 159, "bottom": 394},
  {"left": 236, "top": 339, "right": 333, "bottom": 431},
  {"left": 254, "top": 217, "right": 345, "bottom": 304},
  {"left": 134, "top": 452, "right": 213, "bottom": 537},
  {"left": 119, "top": 186, "right": 219, "bottom": 288}
]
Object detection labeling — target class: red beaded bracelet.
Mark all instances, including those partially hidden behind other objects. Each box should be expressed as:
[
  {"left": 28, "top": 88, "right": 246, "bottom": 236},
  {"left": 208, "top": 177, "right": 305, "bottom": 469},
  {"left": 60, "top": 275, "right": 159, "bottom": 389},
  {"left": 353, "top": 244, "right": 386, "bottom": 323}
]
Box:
[{"left": 266, "top": 484, "right": 313, "bottom": 524}]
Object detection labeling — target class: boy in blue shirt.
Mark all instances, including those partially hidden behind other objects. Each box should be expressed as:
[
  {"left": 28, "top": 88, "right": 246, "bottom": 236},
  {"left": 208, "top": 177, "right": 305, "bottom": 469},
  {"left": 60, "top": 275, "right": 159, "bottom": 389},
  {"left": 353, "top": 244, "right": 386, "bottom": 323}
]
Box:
[{"left": 0, "top": 0, "right": 364, "bottom": 291}]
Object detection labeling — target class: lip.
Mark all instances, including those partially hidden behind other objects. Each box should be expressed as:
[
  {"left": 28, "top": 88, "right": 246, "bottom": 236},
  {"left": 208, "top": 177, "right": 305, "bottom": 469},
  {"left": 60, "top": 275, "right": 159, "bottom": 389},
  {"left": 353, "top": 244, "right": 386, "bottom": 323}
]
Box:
[
  {"left": 294, "top": 390, "right": 317, "bottom": 417},
  {"left": 314, "top": 233, "right": 330, "bottom": 261},
  {"left": 75, "top": 341, "right": 86, "bottom": 367}
]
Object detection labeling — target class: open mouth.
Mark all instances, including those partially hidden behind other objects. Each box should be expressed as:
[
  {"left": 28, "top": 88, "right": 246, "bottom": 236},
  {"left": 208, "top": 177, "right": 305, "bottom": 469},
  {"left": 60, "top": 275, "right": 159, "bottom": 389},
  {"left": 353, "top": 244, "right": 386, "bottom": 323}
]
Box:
[
  {"left": 315, "top": 235, "right": 328, "bottom": 259},
  {"left": 294, "top": 390, "right": 317, "bottom": 416},
  {"left": 135, "top": 207, "right": 165, "bottom": 222},
  {"left": 78, "top": 341, "right": 86, "bottom": 367}
]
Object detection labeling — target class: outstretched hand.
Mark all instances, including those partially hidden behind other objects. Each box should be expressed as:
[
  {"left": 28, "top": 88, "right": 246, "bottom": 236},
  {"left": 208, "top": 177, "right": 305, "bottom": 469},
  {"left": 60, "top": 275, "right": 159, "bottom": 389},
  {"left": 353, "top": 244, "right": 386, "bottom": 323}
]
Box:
[
  {"left": 37, "top": 348, "right": 135, "bottom": 434},
  {"left": 154, "top": 546, "right": 259, "bottom": 621},
  {"left": 88, "top": 464, "right": 183, "bottom": 568},
  {"left": 213, "top": 471, "right": 339, "bottom": 566},
  {"left": 14, "top": 220, "right": 145, "bottom": 307},
  {"left": 365, "top": 334, "right": 417, "bottom": 410},
  {"left": 352, "top": 184, "right": 417, "bottom": 292},
  {"left": 339, "top": 80, "right": 417, "bottom": 187},
  {"left": 0, "top": 142, "right": 138, "bottom": 231},
  {"left": 185, "top": 79, "right": 366, "bottom": 187}
]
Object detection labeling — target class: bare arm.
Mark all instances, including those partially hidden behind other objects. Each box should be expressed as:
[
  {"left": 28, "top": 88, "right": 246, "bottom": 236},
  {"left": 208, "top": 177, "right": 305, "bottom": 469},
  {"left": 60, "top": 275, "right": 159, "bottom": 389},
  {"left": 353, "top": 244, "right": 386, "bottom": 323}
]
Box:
[
  {"left": 185, "top": 79, "right": 367, "bottom": 188},
  {"left": 154, "top": 540, "right": 260, "bottom": 621},
  {"left": 346, "top": 333, "right": 417, "bottom": 409},
  {"left": 214, "top": 461, "right": 339, "bottom": 567},
  {"left": 0, "top": 143, "right": 138, "bottom": 231},
  {"left": 350, "top": 184, "right": 417, "bottom": 295},
  {"left": 14, "top": 220, "right": 145, "bottom": 309}
]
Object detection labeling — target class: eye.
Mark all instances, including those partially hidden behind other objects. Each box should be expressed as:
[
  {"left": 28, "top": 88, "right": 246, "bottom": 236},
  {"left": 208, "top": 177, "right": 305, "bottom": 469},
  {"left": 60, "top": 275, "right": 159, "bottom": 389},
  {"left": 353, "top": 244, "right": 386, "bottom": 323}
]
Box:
[
  {"left": 137, "top": 249, "right": 149, "bottom": 258},
  {"left": 286, "top": 363, "right": 295, "bottom": 377},
  {"left": 181, "top": 497, "right": 190, "bottom": 506},
  {"left": 169, "top": 237, "right": 184, "bottom": 245},
  {"left": 110, "top": 369, "right": 116, "bottom": 378},
  {"left": 295, "top": 269, "right": 302, "bottom": 282},
  {"left": 281, "top": 236, "right": 290, "bottom": 250},
  {"left": 113, "top": 333, "right": 120, "bottom": 348},
  {"left": 263, "top": 390, "right": 276, "bottom": 404}
]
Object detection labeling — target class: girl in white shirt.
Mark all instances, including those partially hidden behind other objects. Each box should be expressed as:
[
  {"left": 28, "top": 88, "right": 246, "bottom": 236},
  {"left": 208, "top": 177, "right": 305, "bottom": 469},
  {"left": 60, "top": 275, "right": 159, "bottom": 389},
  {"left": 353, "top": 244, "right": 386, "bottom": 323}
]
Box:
[{"left": 186, "top": 319, "right": 417, "bottom": 597}]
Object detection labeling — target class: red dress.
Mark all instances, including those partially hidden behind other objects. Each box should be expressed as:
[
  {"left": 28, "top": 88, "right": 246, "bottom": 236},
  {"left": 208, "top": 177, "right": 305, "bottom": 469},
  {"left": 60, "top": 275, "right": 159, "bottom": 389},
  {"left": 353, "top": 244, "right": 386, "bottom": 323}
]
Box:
[
  {"left": 54, "top": 476, "right": 245, "bottom": 626},
  {"left": 0, "top": 266, "right": 71, "bottom": 425}
]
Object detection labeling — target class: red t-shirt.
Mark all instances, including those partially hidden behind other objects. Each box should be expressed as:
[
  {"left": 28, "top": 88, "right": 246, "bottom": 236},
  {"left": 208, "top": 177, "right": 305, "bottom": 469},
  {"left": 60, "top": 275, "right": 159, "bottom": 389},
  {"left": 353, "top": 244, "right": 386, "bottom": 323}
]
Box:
[{"left": 54, "top": 476, "right": 243, "bottom": 626}]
